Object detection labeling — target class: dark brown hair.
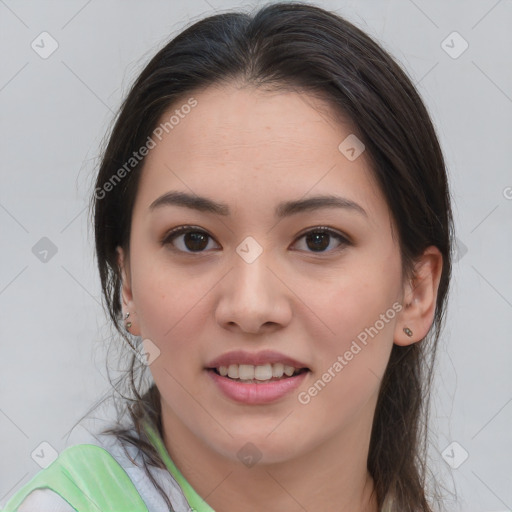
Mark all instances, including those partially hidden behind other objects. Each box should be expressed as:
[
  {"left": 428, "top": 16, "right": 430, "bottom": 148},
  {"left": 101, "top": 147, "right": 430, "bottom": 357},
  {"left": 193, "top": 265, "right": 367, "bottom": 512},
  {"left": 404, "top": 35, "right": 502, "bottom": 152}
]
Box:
[{"left": 84, "top": 2, "right": 454, "bottom": 510}]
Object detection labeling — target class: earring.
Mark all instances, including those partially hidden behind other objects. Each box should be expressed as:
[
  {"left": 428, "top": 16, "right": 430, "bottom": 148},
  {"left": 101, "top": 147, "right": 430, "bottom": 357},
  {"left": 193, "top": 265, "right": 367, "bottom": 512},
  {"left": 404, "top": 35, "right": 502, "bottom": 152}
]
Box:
[
  {"left": 124, "top": 311, "right": 132, "bottom": 331},
  {"left": 403, "top": 327, "right": 413, "bottom": 337}
]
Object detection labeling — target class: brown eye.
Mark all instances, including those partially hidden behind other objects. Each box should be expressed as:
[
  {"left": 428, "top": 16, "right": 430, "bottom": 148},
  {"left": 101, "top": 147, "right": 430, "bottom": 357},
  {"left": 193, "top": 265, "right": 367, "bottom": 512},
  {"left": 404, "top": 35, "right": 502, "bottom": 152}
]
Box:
[
  {"left": 293, "top": 227, "right": 350, "bottom": 253},
  {"left": 162, "top": 227, "right": 219, "bottom": 253},
  {"left": 162, "top": 225, "right": 350, "bottom": 255}
]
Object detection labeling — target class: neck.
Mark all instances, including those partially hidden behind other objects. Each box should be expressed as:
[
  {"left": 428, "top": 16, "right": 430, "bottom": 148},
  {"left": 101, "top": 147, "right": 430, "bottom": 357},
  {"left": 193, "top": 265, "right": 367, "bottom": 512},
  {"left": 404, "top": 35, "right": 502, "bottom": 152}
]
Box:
[{"left": 159, "top": 401, "right": 379, "bottom": 512}]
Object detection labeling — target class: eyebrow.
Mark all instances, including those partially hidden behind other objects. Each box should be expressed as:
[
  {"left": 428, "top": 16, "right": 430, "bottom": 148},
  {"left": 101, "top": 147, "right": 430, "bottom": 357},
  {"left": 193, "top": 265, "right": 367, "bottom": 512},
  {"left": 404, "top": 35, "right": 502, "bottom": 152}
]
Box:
[{"left": 149, "top": 191, "right": 368, "bottom": 218}]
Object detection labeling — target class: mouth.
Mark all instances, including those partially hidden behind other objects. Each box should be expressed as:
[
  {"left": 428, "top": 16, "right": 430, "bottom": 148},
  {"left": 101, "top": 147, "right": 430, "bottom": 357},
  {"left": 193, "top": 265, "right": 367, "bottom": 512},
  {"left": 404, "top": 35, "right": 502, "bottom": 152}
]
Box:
[
  {"left": 206, "top": 363, "right": 310, "bottom": 384},
  {"left": 204, "top": 351, "right": 311, "bottom": 403},
  {"left": 206, "top": 364, "right": 310, "bottom": 404}
]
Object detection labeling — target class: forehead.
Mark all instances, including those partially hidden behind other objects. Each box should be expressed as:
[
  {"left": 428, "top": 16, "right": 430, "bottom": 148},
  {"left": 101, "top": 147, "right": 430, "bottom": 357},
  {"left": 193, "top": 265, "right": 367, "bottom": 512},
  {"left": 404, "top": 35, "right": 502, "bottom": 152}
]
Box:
[
  {"left": 136, "top": 84, "right": 388, "bottom": 227},
  {"left": 155, "top": 85, "right": 359, "bottom": 162}
]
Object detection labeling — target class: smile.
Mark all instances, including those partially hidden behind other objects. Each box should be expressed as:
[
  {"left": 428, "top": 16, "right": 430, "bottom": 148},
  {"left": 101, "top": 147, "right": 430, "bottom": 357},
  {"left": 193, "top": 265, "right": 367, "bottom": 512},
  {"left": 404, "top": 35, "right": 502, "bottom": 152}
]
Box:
[{"left": 206, "top": 367, "right": 310, "bottom": 404}]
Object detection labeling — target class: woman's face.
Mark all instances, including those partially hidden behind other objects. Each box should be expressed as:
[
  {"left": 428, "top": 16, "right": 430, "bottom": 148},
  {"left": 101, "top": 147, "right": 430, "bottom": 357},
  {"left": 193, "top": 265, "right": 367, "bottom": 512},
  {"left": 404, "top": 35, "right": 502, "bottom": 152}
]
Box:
[{"left": 118, "top": 84, "right": 410, "bottom": 464}]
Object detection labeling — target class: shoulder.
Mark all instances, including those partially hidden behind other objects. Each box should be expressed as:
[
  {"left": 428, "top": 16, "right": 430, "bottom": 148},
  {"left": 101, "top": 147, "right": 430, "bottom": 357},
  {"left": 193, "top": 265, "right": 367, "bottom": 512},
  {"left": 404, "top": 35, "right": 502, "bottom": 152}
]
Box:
[
  {"left": 4, "top": 422, "right": 191, "bottom": 512},
  {"left": 17, "top": 488, "right": 77, "bottom": 512},
  {"left": 93, "top": 426, "right": 194, "bottom": 512},
  {"left": 3, "top": 442, "right": 146, "bottom": 512},
  {"left": 97, "top": 432, "right": 192, "bottom": 512}
]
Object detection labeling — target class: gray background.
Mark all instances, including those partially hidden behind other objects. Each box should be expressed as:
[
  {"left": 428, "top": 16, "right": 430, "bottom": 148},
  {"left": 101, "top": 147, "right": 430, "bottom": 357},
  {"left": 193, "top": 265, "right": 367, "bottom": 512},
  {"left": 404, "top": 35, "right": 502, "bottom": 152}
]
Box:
[{"left": 1, "top": 1, "right": 511, "bottom": 511}]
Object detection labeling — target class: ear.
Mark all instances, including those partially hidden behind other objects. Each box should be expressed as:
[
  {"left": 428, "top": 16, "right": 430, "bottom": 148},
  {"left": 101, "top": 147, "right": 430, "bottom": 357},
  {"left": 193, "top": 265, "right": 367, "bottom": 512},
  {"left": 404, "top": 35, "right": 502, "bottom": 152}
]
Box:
[
  {"left": 394, "top": 245, "right": 443, "bottom": 346},
  {"left": 116, "top": 246, "right": 141, "bottom": 336}
]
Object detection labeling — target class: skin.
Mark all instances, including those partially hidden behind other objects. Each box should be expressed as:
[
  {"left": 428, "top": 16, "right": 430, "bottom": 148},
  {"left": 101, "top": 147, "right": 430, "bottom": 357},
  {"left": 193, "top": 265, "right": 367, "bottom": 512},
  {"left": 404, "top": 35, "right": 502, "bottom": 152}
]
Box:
[{"left": 117, "top": 84, "right": 443, "bottom": 512}]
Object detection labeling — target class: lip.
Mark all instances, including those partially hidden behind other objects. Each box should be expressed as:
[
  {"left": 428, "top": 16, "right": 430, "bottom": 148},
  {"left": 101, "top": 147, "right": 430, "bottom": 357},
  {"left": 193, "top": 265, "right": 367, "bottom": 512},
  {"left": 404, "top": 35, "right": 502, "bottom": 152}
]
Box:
[
  {"left": 206, "top": 368, "right": 309, "bottom": 404},
  {"left": 205, "top": 350, "right": 309, "bottom": 370}
]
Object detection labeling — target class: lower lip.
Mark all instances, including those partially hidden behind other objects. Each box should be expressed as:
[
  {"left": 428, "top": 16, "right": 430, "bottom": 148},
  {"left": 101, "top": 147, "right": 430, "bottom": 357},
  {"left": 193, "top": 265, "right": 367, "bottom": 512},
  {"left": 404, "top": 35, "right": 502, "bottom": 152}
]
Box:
[{"left": 206, "top": 369, "right": 309, "bottom": 405}]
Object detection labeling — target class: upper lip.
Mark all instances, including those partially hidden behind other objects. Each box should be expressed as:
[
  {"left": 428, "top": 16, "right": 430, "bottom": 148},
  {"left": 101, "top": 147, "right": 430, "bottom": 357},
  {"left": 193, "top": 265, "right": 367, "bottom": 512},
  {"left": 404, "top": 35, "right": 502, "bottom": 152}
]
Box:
[{"left": 206, "top": 350, "right": 310, "bottom": 370}]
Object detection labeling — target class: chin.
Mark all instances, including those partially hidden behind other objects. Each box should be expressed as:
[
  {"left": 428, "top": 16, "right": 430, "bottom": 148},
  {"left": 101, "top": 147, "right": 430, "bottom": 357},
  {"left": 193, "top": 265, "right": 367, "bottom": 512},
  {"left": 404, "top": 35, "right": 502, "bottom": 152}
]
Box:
[{"left": 203, "top": 426, "right": 308, "bottom": 467}]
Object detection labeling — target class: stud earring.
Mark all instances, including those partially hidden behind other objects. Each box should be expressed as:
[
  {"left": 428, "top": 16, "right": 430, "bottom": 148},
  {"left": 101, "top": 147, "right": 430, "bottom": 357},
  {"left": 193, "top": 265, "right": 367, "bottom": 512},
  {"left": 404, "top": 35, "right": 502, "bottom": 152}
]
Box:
[
  {"left": 124, "top": 311, "right": 132, "bottom": 330},
  {"left": 403, "top": 327, "right": 413, "bottom": 337}
]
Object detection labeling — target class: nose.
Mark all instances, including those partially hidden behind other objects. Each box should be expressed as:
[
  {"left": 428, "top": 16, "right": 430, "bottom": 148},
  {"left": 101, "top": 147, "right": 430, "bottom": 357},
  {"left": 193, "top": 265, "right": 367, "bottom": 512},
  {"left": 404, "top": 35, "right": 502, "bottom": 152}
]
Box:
[{"left": 214, "top": 251, "right": 293, "bottom": 335}]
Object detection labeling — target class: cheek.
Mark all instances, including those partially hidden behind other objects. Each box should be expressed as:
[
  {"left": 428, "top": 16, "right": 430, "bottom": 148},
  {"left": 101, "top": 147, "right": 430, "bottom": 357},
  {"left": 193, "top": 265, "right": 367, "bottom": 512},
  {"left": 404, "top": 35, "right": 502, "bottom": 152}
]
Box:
[
  {"left": 310, "top": 252, "right": 400, "bottom": 379},
  {"left": 300, "top": 281, "right": 397, "bottom": 431},
  {"left": 130, "top": 254, "right": 212, "bottom": 360},
  {"left": 315, "top": 269, "right": 397, "bottom": 336}
]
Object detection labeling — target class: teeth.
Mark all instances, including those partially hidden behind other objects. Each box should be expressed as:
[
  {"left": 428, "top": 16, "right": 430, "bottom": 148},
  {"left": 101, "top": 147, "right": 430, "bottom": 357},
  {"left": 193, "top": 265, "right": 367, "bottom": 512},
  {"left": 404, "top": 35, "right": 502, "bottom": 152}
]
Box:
[
  {"left": 283, "top": 365, "right": 295, "bottom": 377},
  {"left": 254, "top": 364, "right": 272, "bottom": 380},
  {"left": 227, "top": 364, "right": 238, "bottom": 379},
  {"left": 272, "top": 363, "right": 284, "bottom": 377},
  {"left": 217, "top": 363, "right": 301, "bottom": 381}
]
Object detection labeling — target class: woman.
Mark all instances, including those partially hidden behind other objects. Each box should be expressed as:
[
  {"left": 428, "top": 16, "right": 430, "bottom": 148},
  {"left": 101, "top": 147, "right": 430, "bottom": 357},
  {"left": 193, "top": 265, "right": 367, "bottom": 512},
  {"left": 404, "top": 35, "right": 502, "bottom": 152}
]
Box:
[{"left": 6, "top": 2, "right": 453, "bottom": 511}]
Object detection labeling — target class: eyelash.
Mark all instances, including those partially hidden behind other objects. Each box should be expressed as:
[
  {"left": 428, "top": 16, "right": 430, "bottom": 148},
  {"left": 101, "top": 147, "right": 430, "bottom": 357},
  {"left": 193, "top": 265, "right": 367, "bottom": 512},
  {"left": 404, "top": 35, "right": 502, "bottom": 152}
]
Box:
[{"left": 161, "top": 225, "right": 351, "bottom": 255}]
